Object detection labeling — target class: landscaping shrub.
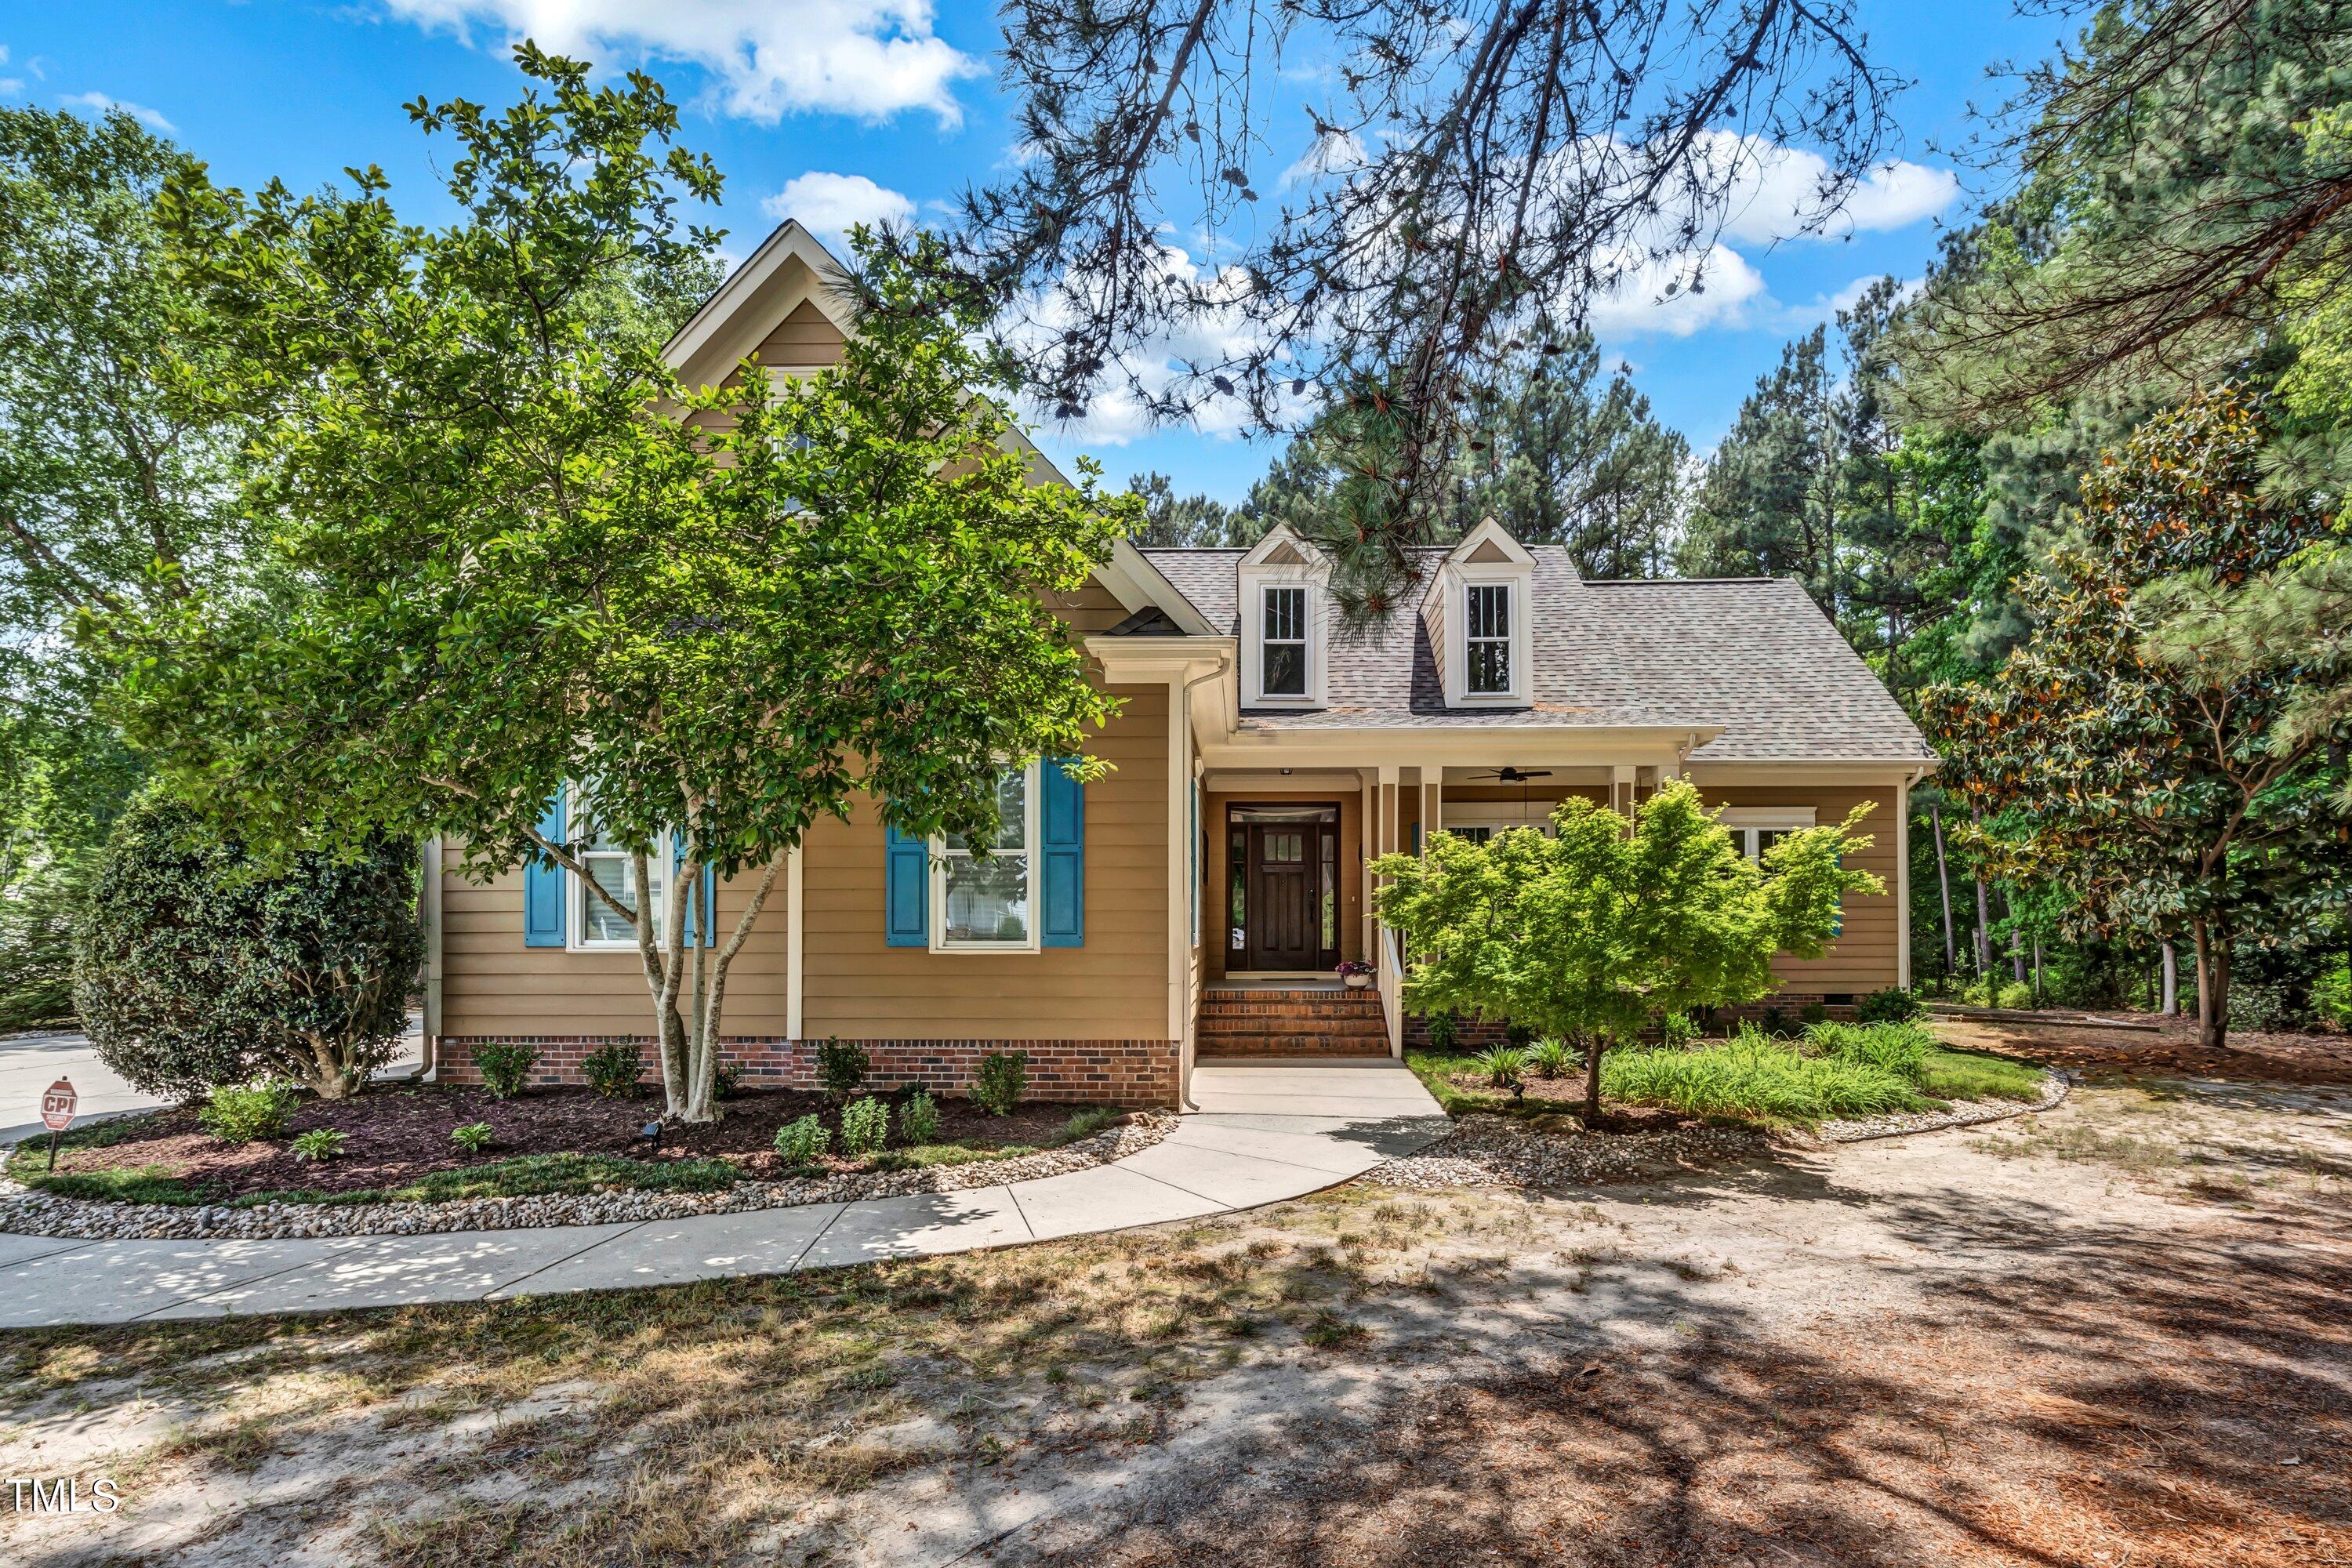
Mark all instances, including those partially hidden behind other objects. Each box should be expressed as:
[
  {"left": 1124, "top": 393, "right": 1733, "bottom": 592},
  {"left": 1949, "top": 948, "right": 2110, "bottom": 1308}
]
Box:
[
  {"left": 1504, "top": 1022, "right": 1537, "bottom": 1049},
  {"left": 1659, "top": 1012, "right": 1700, "bottom": 1048},
  {"left": 450, "top": 1122, "right": 494, "bottom": 1155},
  {"left": 898, "top": 1090, "right": 941, "bottom": 1145},
  {"left": 2229, "top": 977, "right": 2314, "bottom": 1033},
  {"left": 1856, "top": 986, "right": 1923, "bottom": 1024},
  {"left": 1528, "top": 1039, "right": 1571, "bottom": 1079},
  {"left": 291, "top": 1128, "right": 345, "bottom": 1163},
  {"left": 1804, "top": 1020, "right": 1933, "bottom": 1080},
  {"left": 773, "top": 1115, "right": 829, "bottom": 1164},
  {"left": 1995, "top": 982, "right": 2034, "bottom": 1010},
  {"left": 0, "top": 850, "right": 96, "bottom": 1032},
  {"left": 582, "top": 1041, "right": 643, "bottom": 1099},
  {"left": 841, "top": 1095, "right": 890, "bottom": 1156},
  {"left": 973, "top": 1051, "right": 1028, "bottom": 1116},
  {"left": 1422, "top": 1010, "right": 1460, "bottom": 1051},
  {"left": 1604, "top": 1036, "right": 1926, "bottom": 1126},
  {"left": 1053, "top": 1106, "right": 1119, "bottom": 1143},
  {"left": 713, "top": 1063, "right": 743, "bottom": 1099},
  {"left": 198, "top": 1082, "right": 296, "bottom": 1145},
  {"left": 471, "top": 1040, "right": 539, "bottom": 1101},
  {"left": 816, "top": 1038, "right": 869, "bottom": 1101},
  {"left": 2319, "top": 961, "right": 2352, "bottom": 1032},
  {"left": 73, "top": 795, "right": 423, "bottom": 1101},
  {"left": 1757, "top": 1007, "right": 1794, "bottom": 1039},
  {"left": 1474, "top": 1045, "right": 1525, "bottom": 1089},
  {"left": 1799, "top": 1000, "right": 1829, "bottom": 1025}
]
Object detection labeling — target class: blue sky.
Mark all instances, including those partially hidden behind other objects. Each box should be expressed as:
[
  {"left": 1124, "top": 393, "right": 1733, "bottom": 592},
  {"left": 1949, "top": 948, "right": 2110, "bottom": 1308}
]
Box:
[{"left": 2, "top": 2, "right": 2075, "bottom": 502}]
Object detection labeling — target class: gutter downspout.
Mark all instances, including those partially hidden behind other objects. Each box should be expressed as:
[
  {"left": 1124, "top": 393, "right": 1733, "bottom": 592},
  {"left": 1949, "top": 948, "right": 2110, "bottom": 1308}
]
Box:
[
  {"left": 1174, "top": 655, "right": 1231, "bottom": 1113},
  {"left": 419, "top": 836, "right": 443, "bottom": 1082}
]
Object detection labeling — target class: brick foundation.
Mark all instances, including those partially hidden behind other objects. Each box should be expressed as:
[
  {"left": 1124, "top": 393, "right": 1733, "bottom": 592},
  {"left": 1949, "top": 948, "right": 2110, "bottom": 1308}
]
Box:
[{"left": 434, "top": 1036, "right": 1181, "bottom": 1108}]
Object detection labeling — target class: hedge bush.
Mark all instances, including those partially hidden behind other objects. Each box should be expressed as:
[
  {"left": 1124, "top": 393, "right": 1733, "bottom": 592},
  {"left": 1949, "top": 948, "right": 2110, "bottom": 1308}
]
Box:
[{"left": 73, "top": 797, "right": 423, "bottom": 1102}]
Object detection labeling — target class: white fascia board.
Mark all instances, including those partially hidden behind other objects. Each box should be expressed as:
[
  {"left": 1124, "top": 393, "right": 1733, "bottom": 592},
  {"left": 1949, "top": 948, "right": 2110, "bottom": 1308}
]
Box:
[
  {"left": 1094, "top": 539, "right": 1218, "bottom": 633},
  {"left": 1684, "top": 760, "right": 1941, "bottom": 787},
  {"left": 662, "top": 221, "right": 856, "bottom": 390},
  {"left": 1201, "top": 724, "right": 1723, "bottom": 770}
]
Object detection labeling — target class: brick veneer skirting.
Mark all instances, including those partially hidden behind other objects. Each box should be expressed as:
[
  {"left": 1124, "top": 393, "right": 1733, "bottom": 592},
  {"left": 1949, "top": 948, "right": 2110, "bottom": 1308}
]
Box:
[{"left": 434, "top": 1036, "right": 1181, "bottom": 1108}]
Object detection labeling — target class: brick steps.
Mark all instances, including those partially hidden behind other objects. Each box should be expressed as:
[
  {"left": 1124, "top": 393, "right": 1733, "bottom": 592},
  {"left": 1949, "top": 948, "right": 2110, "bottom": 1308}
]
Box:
[{"left": 1197, "top": 987, "right": 1391, "bottom": 1059}]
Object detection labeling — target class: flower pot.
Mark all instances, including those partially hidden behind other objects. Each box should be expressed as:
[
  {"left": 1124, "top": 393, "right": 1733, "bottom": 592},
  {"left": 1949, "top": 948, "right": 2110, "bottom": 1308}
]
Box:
[{"left": 1342, "top": 972, "right": 1373, "bottom": 989}]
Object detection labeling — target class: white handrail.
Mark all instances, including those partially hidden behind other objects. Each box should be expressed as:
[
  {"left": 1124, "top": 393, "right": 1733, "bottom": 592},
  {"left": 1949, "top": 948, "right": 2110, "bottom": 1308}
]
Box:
[{"left": 1377, "top": 924, "right": 1405, "bottom": 1058}]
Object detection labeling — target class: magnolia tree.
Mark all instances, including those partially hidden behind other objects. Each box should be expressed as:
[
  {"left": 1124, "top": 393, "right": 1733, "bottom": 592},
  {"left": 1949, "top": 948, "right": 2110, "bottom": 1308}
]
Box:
[
  {"left": 103, "top": 50, "right": 1134, "bottom": 1122},
  {"left": 1371, "top": 781, "right": 1878, "bottom": 1120}
]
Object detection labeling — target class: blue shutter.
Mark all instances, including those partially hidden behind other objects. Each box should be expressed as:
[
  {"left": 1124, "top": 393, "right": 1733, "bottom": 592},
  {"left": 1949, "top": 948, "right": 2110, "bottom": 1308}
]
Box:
[
  {"left": 1041, "top": 759, "right": 1084, "bottom": 948},
  {"left": 884, "top": 821, "right": 929, "bottom": 947},
  {"left": 524, "top": 787, "right": 567, "bottom": 947},
  {"left": 674, "top": 836, "right": 720, "bottom": 947}
]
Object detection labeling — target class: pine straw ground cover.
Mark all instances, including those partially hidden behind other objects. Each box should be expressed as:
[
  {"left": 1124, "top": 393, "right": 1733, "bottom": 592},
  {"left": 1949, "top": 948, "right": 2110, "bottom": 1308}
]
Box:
[{"left": 3, "top": 1074, "right": 2349, "bottom": 1567}]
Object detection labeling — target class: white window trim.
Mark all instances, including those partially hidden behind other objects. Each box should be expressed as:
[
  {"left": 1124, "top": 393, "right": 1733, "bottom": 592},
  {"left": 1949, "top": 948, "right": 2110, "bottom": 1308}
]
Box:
[
  {"left": 1257, "top": 584, "right": 1312, "bottom": 700},
  {"left": 1462, "top": 580, "right": 1516, "bottom": 698},
  {"left": 1719, "top": 806, "right": 1817, "bottom": 862},
  {"left": 929, "top": 760, "right": 1044, "bottom": 954},
  {"left": 1438, "top": 800, "right": 1560, "bottom": 839},
  {"left": 1236, "top": 530, "right": 1330, "bottom": 707},
  {"left": 1448, "top": 572, "right": 1530, "bottom": 705},
  {"left": 565, "top": 798, "right": 671, "bottom": 953}
]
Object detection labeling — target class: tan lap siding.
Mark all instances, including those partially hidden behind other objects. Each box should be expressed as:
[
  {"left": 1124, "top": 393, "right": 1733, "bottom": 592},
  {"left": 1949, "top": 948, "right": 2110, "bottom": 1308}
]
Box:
[
  {"left": 1697, "top": 784, "right": 1901, "bottom": 993},
  {"left": 439, "top": 861, "right": 790, "bottom": 1038},
  {"left": 801, "top": 679, "right": 1171, "bottom": 1040}
]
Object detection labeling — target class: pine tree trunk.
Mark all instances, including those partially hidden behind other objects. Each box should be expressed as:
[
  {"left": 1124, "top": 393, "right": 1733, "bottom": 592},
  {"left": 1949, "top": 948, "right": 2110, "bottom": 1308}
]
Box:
[
  {"left": 1929, "top": 798, "right": 1957, "bottom": 977},
  {"left": 2161, "top": 942, "right": 2178, "bottom": 1016}
]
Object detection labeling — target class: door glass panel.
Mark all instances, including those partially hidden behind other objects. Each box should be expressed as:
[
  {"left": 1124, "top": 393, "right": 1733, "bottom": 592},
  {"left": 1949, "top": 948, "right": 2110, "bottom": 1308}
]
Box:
[
  {"left": 1265, "top": 830, "right": 1303, "bottom": 863},
  {"left": 1319, "top": 832, "right": 1336, "bottom": 950},
  {"left": 1229, "top": 829, "right": 1247, "bottom": 949}
]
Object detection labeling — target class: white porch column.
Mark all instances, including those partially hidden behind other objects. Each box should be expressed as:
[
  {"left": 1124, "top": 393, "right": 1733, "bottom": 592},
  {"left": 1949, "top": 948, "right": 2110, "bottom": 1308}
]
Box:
[
  {"left": 1421, "top": 769, "right": 1441, "bottom": 850},
  {"left": 1359, "top": 768, "right": 1377, "bottom": 957}
]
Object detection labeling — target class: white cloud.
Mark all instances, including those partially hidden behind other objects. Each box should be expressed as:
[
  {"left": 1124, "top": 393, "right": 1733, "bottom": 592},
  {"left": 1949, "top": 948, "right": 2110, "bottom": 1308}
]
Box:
[
  {"left": 379, "top": 0, "right": 979, "bottom": 124},
  {"left": 60, "top": 91, "right": 173, "bottom": 131},
  {"left": 1702, "top": 132, "right": 1958, "bottom": 245},
  {"left": 762, "top": 171, "right": 914, "bottom": 246},
  {"left": 1279, "top": 129, "right": 1368, "bottom": 191},
  {"left": 1584, "top": 242, "right": 1769, "bottom": 339},
  {"left": 1013, "top": 243, "right": 1309, "bottom": 448}
]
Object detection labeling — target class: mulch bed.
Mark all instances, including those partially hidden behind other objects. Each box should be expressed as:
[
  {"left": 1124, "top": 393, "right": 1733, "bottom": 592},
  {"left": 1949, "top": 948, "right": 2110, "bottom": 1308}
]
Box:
[
  {"left": 36, "top": 1084, "right": 1104, "bottom": 1200},
  {"left": 1939, "top": 1013, "right": 2352, "bottom": 1087},
  {"left": 1441, "top": 1072, "right": 1714, "bottom": 1134}
]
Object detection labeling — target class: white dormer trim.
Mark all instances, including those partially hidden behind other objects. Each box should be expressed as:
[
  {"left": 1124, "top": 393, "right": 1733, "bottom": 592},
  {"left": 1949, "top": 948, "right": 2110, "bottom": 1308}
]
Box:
[
  {"left": 1436, "top": 518, "right": 1536, "bottom": 707},
  {"left": 1237, "top": 525, "right": 1330, "bottom": 707}
]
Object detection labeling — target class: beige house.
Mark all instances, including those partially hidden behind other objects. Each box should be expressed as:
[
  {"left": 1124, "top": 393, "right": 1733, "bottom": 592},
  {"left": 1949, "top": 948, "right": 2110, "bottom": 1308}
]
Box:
[{"left": 421, "top": 223, "right": 1940, "bottom": 1109}]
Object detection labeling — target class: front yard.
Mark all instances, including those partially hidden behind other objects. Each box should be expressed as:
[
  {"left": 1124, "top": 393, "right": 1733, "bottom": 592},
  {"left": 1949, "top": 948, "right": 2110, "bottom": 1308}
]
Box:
[{"left": 4, "top": 1021, "right": 2349, "bottom": 1566}]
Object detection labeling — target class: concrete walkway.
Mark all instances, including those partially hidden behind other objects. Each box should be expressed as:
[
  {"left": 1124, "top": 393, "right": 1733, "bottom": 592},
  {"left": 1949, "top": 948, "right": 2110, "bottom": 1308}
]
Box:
[{"left": 0, "top": 1064, "right": 1446, "bottom": 1329}]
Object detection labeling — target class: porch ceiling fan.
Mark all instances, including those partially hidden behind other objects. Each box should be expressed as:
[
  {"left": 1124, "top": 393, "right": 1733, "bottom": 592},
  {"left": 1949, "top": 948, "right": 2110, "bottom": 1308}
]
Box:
[{"left": 1469, "top": 765, "right": 1552, "bottom": 782}]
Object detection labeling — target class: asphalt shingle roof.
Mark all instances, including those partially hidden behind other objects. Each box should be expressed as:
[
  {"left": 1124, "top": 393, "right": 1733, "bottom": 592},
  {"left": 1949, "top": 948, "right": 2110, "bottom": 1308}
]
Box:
[{"left": 1138, "top": 544, "right": 1934, "bottom": 764}]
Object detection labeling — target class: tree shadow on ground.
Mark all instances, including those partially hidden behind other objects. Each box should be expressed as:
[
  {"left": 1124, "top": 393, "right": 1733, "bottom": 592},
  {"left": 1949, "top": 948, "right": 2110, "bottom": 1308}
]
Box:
[{"left": 989, "top": 1181, "right": 2352, "bottom": 1567}]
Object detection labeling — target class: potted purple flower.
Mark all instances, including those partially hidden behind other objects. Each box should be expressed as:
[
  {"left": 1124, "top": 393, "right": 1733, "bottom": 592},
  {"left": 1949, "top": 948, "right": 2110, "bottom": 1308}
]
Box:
[{"left": 1335, "top": 958, "right": 1376, "bottom": 989}]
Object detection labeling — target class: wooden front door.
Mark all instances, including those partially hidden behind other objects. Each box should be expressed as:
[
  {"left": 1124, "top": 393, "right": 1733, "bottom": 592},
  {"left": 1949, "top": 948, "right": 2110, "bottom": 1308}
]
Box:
[{"left": 1246, "top": 823, "right": 1319, "bottom": 970}]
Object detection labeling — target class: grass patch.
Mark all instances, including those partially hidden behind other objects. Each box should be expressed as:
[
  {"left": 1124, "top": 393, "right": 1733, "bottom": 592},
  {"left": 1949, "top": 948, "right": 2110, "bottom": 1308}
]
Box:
[
  {"left": 1919, "top": 1047, "right": 2047, "bottom": 1103},
  {"left": 1404, "top": 1051, "right": 1537, "bottom": 1118},
  {"left": 1604, "top": 1036, "right": 1929, "bottom": 1127}
]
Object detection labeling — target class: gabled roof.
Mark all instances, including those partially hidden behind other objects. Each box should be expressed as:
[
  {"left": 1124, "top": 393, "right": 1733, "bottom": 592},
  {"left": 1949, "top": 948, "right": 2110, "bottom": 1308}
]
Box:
[{"left": 1142, "top": 543, "right": 1935, "bottom": 763}]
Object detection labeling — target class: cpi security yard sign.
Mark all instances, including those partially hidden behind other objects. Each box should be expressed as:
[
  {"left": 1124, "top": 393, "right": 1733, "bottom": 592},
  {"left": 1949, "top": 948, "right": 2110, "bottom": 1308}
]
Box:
[{"left": 39, "top": 1076, "right": 74, "bottom": 1171}]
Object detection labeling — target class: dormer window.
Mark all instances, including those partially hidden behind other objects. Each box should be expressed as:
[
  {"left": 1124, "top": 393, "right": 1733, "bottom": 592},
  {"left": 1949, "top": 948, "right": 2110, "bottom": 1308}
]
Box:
[
  {"left": 1237, "top": 525, "right": 1328, "bottom": 706},
  {"left": 1465, "top": 584, "right": 1512, "bottom": 695},
  {"left": 1261, "top": 586, "right": 1308, "bottom": 696},
  {"left": 1432, "top": 518, "right": 1537, "bottom": 706}
]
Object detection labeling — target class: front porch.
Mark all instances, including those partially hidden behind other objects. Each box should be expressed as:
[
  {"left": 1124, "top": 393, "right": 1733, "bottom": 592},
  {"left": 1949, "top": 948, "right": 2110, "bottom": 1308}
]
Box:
[{"left": 1194, "top": 759, "right": 1682, "bottom": 1062}]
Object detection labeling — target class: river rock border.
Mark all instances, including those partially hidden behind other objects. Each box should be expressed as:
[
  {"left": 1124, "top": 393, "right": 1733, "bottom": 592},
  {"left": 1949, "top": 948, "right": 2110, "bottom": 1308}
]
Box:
[
  {"left": 0, "top": 1113, "right": 1178, "bottom": 1243},
  {"left": 1815, "top": 1069, "right": 2069, "bottom": 1144}
]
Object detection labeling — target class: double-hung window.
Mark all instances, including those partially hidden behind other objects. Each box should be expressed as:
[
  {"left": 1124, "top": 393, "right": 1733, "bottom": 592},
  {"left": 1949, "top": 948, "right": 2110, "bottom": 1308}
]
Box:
[
  {"left": 571, "top": 810, "right": 667, "bottom": 950},
  {"left": 933, "top": 764, "right": 1041, "bottom": 951},
  {"left": 1720, "top": 809, "right": 1817, "bottom": 866},
  {"left": 1260, "top": 586, "right": 1308, "bottom": 698},
  {"left": 1465, "top": 583, "right": 1512, "bottom": 695}
]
